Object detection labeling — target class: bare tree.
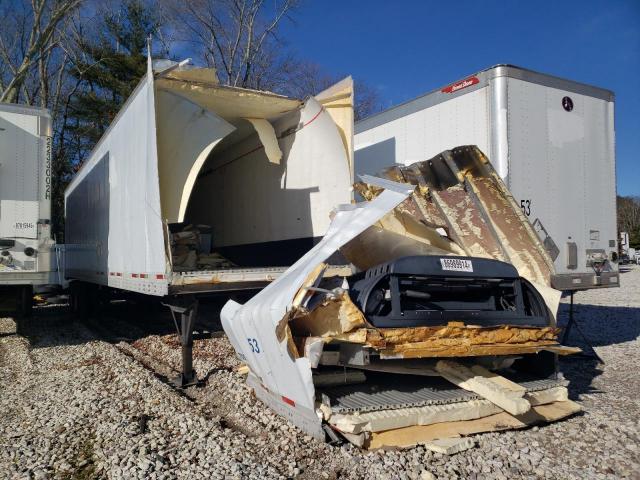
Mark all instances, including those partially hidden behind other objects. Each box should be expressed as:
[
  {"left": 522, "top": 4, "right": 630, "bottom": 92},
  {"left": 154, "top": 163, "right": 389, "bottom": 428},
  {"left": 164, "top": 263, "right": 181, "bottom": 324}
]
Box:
[
  {"left": 0, "top": 0, "right": 82, "bottom": 104},
  {"left": 166, "top": 0, "right": 297, "bottom": 89},
  {"left": 618, "top": 196, "right": 640, "bottom": 235}
]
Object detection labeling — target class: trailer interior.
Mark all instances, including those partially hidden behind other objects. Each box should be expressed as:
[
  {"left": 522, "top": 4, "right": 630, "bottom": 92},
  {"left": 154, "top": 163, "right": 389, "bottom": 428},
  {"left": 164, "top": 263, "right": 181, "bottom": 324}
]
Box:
[{"left": 153, "top": 69, "right": 354, "bottom": 292}]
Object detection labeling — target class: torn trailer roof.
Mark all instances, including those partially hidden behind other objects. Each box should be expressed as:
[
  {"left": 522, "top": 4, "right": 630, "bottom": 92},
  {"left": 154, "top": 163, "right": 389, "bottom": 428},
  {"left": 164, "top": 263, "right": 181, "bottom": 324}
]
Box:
[
  {"left": 63, "top": 62, "right": 355, "bottom": 296},
  {"left": 221, "top": 146, "right": 579, "bottom": 447}
]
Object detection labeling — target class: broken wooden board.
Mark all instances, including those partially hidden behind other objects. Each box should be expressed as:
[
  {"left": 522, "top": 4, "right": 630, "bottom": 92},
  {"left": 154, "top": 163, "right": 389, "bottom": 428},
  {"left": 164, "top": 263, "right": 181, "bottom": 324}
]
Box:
[
  {"left": 540, "top": 345, "right": 583, "bottom": 356},
  {"left": 424, "top": 437, "right": 475, "bottom": 455},
  {"left": 325, "top": 322, "right": 566, "bottom": 359},
  {"left": 470, "top": 364, "right": 527, "bottom": 395},
  {"left": 367, "top": 400, "right": 582, "bottom": 449},
  {"left": 328, "top": 387, "right": 569, "bottom": 435},
  {"left": 435, "top": 360, "right": 531, "bottom": 415},
  {"left": 291, "top": 262, "right": 327, "bottom": 309},
  {"left": 379, "top": 341, "right": 561, "bottom": 359}
]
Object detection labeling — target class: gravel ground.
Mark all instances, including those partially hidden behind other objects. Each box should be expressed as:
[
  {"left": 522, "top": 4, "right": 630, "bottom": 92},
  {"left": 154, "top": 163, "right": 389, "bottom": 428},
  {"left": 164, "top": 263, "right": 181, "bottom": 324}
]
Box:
[{"left": 1, "top": 267, "right": 639, "bottom": 479}]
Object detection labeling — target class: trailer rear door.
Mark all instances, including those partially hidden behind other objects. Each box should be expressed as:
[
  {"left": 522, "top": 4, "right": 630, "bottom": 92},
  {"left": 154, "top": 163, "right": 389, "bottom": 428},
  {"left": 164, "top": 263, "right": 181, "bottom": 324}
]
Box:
[
  {"left": 0, "top": 108, "right": 41, "bottom": 240},
  {"left": 504, "top": 77, "right": 617, "bottom": 281}
]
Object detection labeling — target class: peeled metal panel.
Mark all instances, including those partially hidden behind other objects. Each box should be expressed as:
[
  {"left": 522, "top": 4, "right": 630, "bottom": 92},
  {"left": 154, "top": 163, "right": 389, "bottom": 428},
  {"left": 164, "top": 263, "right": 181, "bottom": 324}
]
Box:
[
  {"left": 188, "top": 97, "right": 352, "bottom": 247},
  {"left": 0, "top": 110, "right": 40, "bottom": 239},
  {"left": 221, "top": 180, "right": 415, "bottom": 412},
  {"left": 155, "top": 89, "right": 236, "bottom": 222},
  {"left": 351, "top": 146, "right": 561, "bottom": 319},
  {"left": 315, "top": 76, "right": 354, "bottom": 181}
]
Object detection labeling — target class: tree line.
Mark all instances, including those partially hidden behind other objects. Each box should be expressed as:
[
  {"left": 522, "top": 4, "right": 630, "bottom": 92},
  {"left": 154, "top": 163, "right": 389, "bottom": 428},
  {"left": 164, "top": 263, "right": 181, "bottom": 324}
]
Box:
[
  {"left": 618, "top": 196, "right": 640, "bottom": 249},
  {"left": 0, "top": 0, "right": 382, "bottom": 240}
]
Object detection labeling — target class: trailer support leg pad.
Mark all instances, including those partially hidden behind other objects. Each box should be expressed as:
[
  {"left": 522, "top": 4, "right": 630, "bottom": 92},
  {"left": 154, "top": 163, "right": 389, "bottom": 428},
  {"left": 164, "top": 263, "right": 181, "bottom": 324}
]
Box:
[{"left": 164, "top": 296, "right": 199, "bottom": 388}]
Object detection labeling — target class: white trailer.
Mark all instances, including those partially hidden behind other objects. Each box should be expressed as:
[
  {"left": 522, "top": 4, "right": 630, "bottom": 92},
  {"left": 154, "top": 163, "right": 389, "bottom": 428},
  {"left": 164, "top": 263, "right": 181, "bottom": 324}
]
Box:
[
  {"left": 64, "top": 64, "right": 354, "bottom": 298},
  {"left": 0, "top": 102, "right": 57, "bottom": 312},
  {"left": 355, "top": 65, "right": 618, "bottom": 291},
  {"left": 63, "top": 61, "right": 354, "bottom": 384}
]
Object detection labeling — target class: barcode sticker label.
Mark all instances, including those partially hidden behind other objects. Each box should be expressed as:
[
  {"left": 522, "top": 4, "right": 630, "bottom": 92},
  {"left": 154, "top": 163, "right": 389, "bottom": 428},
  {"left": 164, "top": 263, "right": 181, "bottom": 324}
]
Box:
[{"left": 440, "top": 258, "right": 473, "bottom": 272}]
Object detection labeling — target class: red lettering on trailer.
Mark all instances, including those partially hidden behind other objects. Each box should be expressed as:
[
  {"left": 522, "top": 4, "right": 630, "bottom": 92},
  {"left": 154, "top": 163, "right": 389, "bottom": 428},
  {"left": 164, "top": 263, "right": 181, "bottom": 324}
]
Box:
[
  {"left": 131, "top": 273, "right": 139, "bottom": 278},
  {"left": 441, "top": 76, "right": 479, "bottom": 93},
  {"left": 281, "top": 396, "right": 296, "bottom": 407},
  {"left": 156, "top": 274, "right": 165, "bottom": 280},
  {"left": 140, "top": 274, "right": 148, "bottom": 279}
]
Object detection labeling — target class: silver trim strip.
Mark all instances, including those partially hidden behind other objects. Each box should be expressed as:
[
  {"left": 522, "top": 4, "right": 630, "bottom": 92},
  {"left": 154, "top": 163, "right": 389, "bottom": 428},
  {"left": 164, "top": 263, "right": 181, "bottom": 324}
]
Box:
[
  {"left": 489, "top": 75, "right": 509, "bottom": 180},
  {"left": 551, "top": 272, "right": 619, "bottom": 291},
  {"left": 0, "top": 101, "right": 51, "bottom": 118}
]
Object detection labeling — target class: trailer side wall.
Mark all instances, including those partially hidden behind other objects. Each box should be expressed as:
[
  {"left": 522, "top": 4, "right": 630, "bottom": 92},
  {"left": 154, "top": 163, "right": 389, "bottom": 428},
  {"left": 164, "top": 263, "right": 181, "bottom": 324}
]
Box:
[{"left": 65, "top": 77, "right": 168, "bottom": 295}]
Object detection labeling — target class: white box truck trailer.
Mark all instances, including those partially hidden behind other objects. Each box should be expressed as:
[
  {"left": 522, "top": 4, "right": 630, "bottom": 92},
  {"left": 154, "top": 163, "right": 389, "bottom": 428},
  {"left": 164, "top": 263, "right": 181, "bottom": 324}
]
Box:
[
  {"left": 355, "top": 65, "right": 618, "bottom": 291},
  {"left": 64, "top": 64, "right": 354, "bottom": 298},
  {"left": 0, "top": 102, "right": 57, "bottom": 313},
  {"left": 63, "top": 61, "right": 354, "bottom": 385}
]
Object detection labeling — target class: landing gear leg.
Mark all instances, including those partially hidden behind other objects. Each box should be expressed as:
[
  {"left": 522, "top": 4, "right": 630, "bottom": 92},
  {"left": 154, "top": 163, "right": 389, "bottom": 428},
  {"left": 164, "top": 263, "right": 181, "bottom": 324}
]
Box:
[
  {"left": 18, "top": 285, "right": 33, "bottom": 317},
  {"left": 561, "top": 291, "right": 604, "bottom": 364},
  {"left": 163, "top": 296, "right": 199, "bottom": 388}
]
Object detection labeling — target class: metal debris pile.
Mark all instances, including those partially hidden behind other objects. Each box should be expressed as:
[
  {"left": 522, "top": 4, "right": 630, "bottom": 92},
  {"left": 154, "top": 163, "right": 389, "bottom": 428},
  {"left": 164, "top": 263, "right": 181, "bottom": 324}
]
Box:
[{"left": 222, "top": 146, "right": 582, "bottom": 450}]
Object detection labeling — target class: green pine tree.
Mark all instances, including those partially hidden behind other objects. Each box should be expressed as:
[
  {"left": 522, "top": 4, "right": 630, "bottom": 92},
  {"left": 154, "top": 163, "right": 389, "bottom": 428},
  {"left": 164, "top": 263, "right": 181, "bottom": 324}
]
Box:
[{"left": 65, "top": 0, "right": 160, "bottom": 167}]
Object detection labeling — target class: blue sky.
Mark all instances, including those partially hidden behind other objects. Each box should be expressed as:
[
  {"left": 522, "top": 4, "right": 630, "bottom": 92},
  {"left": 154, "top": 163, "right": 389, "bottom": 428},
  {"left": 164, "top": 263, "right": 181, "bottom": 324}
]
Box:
[{"left": 280, "top": 0, "right": 640, "bottom": 196}]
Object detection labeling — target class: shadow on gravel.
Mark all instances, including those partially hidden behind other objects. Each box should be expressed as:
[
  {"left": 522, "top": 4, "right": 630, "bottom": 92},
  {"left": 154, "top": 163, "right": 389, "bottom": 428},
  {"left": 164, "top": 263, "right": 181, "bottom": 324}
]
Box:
[
  {"left": 14, "top": 290, "right": 639, "bottom": 404},
  {"left": 14, "top": 294, "right": 245, "bottom": 350},
  {"left": 556, "top": 302, "right": 640, "bottom": 399},
  {"left": 557, "top": 303, "right": 640, "bottom": 347}
]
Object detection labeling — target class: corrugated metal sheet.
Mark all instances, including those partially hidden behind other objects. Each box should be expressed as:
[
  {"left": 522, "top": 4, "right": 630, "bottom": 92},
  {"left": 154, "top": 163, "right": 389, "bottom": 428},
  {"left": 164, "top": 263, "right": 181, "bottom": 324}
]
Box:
[{"left": 321, "top": 377, "right": 566, "bottom": 414}]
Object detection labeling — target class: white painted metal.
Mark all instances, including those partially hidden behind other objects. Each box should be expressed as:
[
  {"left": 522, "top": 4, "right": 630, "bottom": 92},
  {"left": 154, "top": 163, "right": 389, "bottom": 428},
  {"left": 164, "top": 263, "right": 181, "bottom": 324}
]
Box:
[
  {"left": 503, "top": 77, "right": 617, "bottom": 279},
  {"left": 64, "top": 66, "right": 354, "bottom": 296},
  {"left": 0, "top": 102, "right": 55, "bottom": 285},
  {"left": 221, "top": 178, "right": 414, "bottom": 419},
  {"left": 355, "top": 66, "right": 617, "bottom": 289},
  {"left": 355, "top": 87, "right": 490, "bottom": 177},
  {"left": 187, "top": 97, "right": 352, "bottom": 248},
  {"left": 65, "top": 73, "right": 168, "bottom": 296}
]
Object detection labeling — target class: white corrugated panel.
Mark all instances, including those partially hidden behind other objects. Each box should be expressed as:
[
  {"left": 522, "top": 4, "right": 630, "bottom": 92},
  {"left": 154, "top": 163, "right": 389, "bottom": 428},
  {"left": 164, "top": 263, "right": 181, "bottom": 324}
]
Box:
[
  {"left": 65, "top": 74, "right": 167, "bottom": 290},
  {"left": 506, "top": 78, "right": 617, "bottom": 275},
  {"left": 354, "top": 87, "right": 490, "bottom": 176},
  {"left": 0, "top": 110, "right": 40, "bottom": 239}
]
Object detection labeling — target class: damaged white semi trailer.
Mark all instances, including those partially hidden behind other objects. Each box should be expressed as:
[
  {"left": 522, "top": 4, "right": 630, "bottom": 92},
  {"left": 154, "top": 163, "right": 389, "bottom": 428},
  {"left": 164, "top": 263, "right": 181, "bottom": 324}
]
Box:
[
  {"left": 0, "top": 102, "right": 57, "bottom": 314},
  {"left": 63, "top": 61, "right": 354, "bottom": 385},
  {"left": 355, "top": 65, "right": 618, "bottom": 291},
  {"left": 221, "top": 146, "right": 581, "bottom": 446}
]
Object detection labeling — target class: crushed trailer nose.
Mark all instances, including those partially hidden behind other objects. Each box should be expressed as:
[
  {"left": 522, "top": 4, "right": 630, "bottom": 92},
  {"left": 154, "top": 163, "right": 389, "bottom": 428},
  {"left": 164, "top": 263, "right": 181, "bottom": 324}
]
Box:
[{"left": 220, "top": 146, "right": 582, "bottom": 448}]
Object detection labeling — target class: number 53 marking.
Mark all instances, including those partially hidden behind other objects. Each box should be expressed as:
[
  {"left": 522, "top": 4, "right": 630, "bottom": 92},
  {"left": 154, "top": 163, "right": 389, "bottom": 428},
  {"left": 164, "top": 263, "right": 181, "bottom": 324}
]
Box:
[
  {"left": 520, "top": 199, "right": 531, "bottom": 217},
  {"left": 247, "top": 338, "right": 260, "bottom": 353}
]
